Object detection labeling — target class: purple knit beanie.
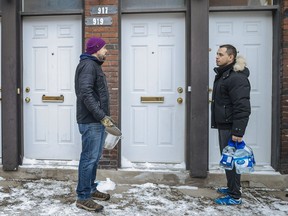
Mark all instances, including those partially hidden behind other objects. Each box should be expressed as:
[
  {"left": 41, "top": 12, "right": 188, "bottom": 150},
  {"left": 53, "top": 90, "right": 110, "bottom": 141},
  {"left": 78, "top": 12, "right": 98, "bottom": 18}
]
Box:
[{"left": 86, "top": 37, "right": 106, "bottom": 54}]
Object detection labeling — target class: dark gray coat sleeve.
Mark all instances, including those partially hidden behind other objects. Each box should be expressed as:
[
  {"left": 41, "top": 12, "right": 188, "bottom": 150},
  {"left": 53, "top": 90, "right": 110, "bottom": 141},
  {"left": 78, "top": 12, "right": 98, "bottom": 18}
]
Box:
[{"left": 228, "top": 73, "right": 251, "bottom": 137}]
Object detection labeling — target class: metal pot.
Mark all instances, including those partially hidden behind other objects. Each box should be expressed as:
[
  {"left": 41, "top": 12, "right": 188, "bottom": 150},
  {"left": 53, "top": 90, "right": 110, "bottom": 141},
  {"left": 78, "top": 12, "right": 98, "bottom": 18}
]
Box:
[{"left": 104, "top": 132, "right": 122, "bottom": 150}]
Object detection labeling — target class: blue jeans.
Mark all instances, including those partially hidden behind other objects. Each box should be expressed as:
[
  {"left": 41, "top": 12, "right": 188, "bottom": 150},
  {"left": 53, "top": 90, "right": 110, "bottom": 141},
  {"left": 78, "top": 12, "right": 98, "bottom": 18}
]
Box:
[{"left": 76, "top": 123, "right": 106, "bottom": 200}]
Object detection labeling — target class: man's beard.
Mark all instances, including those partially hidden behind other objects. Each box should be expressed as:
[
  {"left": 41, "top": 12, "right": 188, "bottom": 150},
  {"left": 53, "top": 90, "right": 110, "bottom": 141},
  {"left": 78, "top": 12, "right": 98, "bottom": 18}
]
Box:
[{"left": 98, "top": 54, "right": 106, "bottom": 61}]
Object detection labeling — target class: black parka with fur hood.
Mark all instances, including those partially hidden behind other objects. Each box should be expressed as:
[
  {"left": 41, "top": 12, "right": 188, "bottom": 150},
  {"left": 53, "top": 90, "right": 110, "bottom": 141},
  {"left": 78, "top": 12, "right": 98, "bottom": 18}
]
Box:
[
  {"left": 75, "top": 54, "right": 110, "bottom": 124},
  {"left": 211, "top": 56, "right": 251, "bottom": 137}
]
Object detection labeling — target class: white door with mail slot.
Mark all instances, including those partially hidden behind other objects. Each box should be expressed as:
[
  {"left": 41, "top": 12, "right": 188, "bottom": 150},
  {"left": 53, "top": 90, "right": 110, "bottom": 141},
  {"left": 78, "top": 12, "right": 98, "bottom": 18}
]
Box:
[
  {"left": 121, "top": 13, "right": 186, "bottom": 163},
  {"left": 23, "top": 16, "right": 81, "bottom": 160}
]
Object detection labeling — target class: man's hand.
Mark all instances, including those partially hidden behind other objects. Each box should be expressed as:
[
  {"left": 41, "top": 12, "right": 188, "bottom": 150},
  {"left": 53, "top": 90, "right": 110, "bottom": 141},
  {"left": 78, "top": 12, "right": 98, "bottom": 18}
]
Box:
[
  {"left": 101, "top": 116, "right": 115, "bottom": 127},
  {"left": 232, "top": 135, "right": 243, "bottom": 143},
  {"left": 101, "top": 116, "right": 122, "bottom": 136}
]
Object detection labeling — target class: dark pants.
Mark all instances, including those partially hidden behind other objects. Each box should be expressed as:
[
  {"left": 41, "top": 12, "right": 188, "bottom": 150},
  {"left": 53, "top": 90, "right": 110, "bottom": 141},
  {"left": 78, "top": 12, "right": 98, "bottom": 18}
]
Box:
[{"left": 218, "top": 129, "right": 242, "bottom": 199}]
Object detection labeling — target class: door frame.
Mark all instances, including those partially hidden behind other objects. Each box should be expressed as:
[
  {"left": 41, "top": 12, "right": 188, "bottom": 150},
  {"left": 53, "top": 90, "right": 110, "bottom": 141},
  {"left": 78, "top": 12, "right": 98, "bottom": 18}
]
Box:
[
  {"left": 186, "top": 1, "right": 209, "bottom": 177},
  {"left": 270, "top": 8, "right": 281, "bottom": 172},
  {"left": 1, "top": 1, "right": 22, "bottom": 170},
  {"left": 0, "top": 18, "right": 2, "bottom": 161}
]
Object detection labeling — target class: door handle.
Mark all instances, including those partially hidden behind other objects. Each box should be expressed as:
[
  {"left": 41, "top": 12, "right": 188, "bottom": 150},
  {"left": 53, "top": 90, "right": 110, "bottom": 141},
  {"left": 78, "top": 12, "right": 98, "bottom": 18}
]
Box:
[
  {"left": 177, "top": 87, "right": 183, "bottom": 93},
  {"left": 177, "top": 97, "right": 183, "bottom": 104},
  {"left": 25, "top": 97, "right": 31, "bottom": 103}
]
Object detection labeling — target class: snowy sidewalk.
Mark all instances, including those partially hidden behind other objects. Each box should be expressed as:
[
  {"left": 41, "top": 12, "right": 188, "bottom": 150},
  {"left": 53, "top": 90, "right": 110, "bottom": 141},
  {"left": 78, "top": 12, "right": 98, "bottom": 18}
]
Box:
[{"left": 0, "top": 177, "right": 288, "bottom": 216}]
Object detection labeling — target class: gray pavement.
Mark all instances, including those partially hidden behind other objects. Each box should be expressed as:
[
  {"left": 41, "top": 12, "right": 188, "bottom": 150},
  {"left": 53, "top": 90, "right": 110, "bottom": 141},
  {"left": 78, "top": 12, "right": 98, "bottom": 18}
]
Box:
[{"left": 0, "top": 167, "right": 288, "bottom": 215}]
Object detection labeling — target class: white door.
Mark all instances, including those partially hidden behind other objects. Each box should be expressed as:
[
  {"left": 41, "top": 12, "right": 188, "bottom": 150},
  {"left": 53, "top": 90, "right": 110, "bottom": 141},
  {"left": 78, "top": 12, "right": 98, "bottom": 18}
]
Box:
[
  {"left": 121, "top": 14, "right": 186, "bottom": 163},
  {"left": 209, "top": 12, "right": 272, "bottom": 167},
  {"left": 23, "top": 16, "right": 81, "bottom": 160}
]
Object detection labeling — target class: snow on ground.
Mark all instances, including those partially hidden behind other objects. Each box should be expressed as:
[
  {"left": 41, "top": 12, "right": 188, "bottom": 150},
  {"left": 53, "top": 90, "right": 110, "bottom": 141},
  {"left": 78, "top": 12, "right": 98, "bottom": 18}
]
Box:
[{"left": 0, "top": 177, "right": 287, "bottom": 216}]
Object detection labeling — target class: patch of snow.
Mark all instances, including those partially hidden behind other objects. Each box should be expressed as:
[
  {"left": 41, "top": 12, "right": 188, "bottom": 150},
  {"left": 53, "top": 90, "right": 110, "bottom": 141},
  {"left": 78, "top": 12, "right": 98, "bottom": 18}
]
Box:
[
  {"left": 174, "top": 185, "right": 199, "bottom": 190},
  {"left": 97, "top": 178, "right": 116, "bottom": 193},
  {"left": 121, "top": 156, "right": 135, "bottom": 169},
  {"left": 21, "top": 157, "right": 79, "bottom": 170},
  {"left": 120, "top": 157, "right": 186, "bottom": 172}
]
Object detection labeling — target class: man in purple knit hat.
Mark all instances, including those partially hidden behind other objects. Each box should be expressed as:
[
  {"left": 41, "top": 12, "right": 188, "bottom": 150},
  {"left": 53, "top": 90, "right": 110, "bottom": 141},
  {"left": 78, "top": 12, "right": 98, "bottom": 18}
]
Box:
[{"left": 74, "top": 37, "right": 116, "bottom": 212}]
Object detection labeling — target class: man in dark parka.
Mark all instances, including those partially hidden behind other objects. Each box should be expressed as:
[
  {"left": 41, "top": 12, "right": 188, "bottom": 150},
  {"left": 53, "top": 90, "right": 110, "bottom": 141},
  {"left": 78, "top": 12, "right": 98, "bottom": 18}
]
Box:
[{"left": 211, "top": 44, "right": 251, "bottom": 205}]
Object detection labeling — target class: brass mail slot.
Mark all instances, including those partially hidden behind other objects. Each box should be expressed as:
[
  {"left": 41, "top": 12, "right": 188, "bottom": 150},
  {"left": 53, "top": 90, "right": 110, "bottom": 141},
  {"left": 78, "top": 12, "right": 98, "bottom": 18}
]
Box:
[
  {"left": 141, "top": 96, "right": 164, "bottom": 103},
  {"left": 42, "top": 94, "right": 64, "bottom": 103}
]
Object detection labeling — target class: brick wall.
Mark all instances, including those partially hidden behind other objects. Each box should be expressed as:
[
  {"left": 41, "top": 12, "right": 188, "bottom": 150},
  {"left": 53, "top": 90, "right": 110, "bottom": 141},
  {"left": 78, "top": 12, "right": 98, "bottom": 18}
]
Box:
[
  {"left": 84, "top": 0, "right": 120, "bottom": 169},
  {"left": 282, "top": 0, "right": 288, "bottom": 174}
]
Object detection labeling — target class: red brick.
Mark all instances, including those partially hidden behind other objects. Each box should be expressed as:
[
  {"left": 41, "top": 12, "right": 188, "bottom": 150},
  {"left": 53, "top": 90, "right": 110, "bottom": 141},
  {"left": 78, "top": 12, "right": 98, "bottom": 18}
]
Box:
[{"left": 84, "top": 0, "right": 120, "bottom": 170}]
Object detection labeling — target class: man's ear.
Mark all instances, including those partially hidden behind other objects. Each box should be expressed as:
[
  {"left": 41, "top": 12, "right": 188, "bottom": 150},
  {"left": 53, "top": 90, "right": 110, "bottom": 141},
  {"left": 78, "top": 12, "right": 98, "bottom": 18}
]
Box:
[{"left": 228, "top": 54, "right": 234, "bottom": 62}]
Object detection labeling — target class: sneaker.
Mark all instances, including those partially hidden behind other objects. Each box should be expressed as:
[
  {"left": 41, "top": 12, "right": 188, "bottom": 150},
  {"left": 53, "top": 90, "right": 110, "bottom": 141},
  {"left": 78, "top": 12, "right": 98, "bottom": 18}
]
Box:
[
  {"left": 76, "top": 199, "right": 103, "bottom": 212},
  {"left": 216, "top": 187, "right": 230, "bottom": 195},
  {"left": 214, "top": 195, "right": 242, "bottom": 205},
  {"left": 91, "top": 190, "right": 110, "bottom": 201}
]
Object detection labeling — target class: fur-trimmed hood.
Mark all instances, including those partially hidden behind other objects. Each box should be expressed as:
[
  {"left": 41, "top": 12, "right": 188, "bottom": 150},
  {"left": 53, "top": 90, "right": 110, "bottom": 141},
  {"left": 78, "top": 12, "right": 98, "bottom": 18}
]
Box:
[
  {"left": 233, "top": 55, "right": 246, "bottom": 72},
  {"left": 214, "top": 55, "right": 250, "bottom": 78},
  {"left": 233, "top": 55, "right": 250, "bottom": 78}
]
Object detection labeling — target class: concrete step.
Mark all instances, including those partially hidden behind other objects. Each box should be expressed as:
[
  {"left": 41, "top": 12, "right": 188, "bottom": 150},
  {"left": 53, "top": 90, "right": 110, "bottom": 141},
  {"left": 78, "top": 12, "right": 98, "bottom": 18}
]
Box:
[{"left": 0, "top": 165, "right": 287, "bottom": 190}]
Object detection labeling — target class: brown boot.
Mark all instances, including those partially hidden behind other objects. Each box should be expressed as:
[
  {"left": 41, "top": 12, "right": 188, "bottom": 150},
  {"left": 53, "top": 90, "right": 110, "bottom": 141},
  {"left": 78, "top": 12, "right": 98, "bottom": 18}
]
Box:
[
  {"left": 91, "top": 190, "right": 110, "bottom": 201},
  {"left": 76, "top": 199, "right": 103, "bottom": 212}
]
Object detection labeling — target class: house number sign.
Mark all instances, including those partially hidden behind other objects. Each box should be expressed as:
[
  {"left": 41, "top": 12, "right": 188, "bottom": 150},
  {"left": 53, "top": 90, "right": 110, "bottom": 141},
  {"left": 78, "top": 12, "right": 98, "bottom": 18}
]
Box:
[
  {"left": 90, "top": 5, "right": 118, "bottom": 15},
  {"left": 86, "top": 5, "right": 117, "bottom": 26},
  {"left": 85, "top": 17, "right": 112, "bottom": 26}
]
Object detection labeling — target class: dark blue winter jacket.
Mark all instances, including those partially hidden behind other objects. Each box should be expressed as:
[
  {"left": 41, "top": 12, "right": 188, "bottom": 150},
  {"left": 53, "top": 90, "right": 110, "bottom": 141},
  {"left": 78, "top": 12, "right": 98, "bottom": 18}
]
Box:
[{"left": 75, "top": 54, "right": 110, "bottom": 124}]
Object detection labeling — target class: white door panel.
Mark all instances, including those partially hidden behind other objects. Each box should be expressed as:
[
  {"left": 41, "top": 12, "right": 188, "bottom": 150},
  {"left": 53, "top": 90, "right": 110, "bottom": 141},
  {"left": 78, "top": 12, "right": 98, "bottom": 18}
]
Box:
[
  {"left": 23, "top": 16, "right": 81, "bottom": 160},
  {"left": 122, "top": 14, "right": 185, "bottom": 163},
  {"left": 209, "top": 12, "right": 272, "bottom": 167}
]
